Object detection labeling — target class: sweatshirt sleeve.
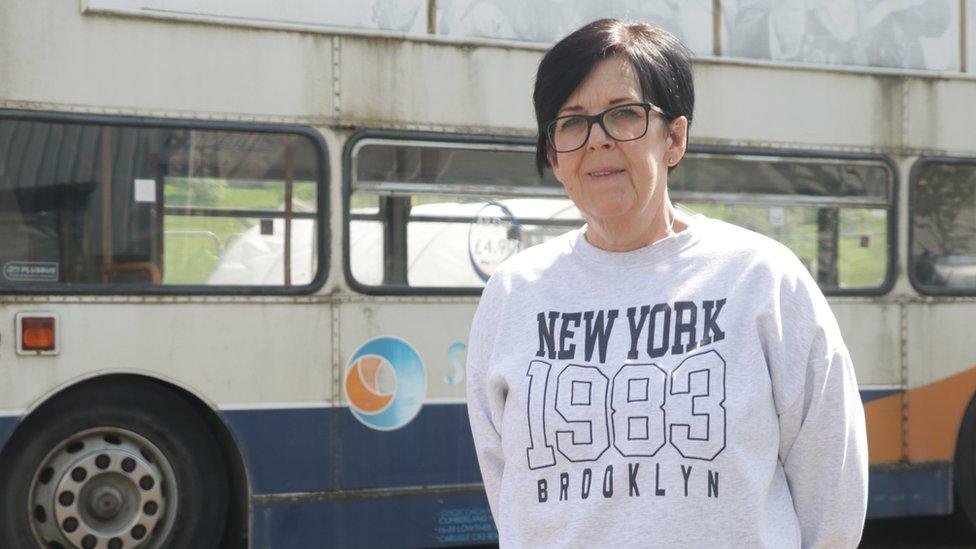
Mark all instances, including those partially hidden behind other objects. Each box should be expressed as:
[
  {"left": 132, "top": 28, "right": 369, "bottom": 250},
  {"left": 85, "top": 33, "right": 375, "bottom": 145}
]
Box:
[
  {"left": 466, "top": 277, "right": 508, "bottom": 521},
  {"left": 763, "top": 256, "right": 869, "bottom": 549}
]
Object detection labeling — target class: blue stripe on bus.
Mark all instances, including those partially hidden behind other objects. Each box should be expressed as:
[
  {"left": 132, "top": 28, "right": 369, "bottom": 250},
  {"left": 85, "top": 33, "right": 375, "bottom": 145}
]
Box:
[
  {"left": 860, "top": 389, "right": 901, "bottom": 403},
  {"left": 248, "top": 465, "right": 951, "bottom": 545},
  {"left": 253, "top": 491, "right": 497, "bottom": 548},
  {"left": 248, "top": 465, "right": 951, "bottom": 547},
  {"left": 222, "top": 399, "right": 924, "bottom": 497},
  {"left": 334, "top": 403, "right": 482, "bottom": 490},
  {"left": 867, "top": 464, "right": 952, "bottom": 519},
  {"left": 220, "top": 396, "right": 947, "bottom": 527},
  {"left": 0, "top": 415, "right": 20, "bottom": 450},
  {"left": 219, "top": 403, "right": 481, "bottom": 495},
  {"left": 220, "top": 407, "right": 336, "bottom": 495}
]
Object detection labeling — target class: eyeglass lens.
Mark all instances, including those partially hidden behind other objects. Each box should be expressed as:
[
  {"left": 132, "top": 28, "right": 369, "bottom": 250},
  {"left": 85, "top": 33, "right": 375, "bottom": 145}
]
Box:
[{"left": 550, "top": 104, "right": 649, "bottom": 152}]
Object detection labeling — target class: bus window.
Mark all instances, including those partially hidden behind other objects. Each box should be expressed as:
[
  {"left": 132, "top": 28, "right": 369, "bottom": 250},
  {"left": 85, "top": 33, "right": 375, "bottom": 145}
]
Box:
[
  {"left": 0, "top": 117, "right": 324, "bottom": 291},
  {"left": 911, "top": 161, "right": 976, "bottom": 293},
  {"left": 348, "top": 138, "right": 892, "bottom": 293},
  {"left": 670, "top": 153, "right": 893, "bottom": 291},
  {"left": 349, "top": 139, "right": 578, "bottom": 289}
]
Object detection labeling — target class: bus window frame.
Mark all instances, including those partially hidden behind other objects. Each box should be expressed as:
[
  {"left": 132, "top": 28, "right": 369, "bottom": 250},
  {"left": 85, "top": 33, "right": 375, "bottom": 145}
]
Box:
[
  {"left": 908, "top": 156, "right": 976, "bottom": 297},
  {"left": 343, "top": 130, "right": 898, "bottom": 297},
  {"left": 343, "top": 129, "right": 547, "bottom": 297},
  {"left": 681, "top": 144, "right": 898, "bottom": 297},
  {"left": 0, "top": 109, "right": 330, "bottom": 296}
]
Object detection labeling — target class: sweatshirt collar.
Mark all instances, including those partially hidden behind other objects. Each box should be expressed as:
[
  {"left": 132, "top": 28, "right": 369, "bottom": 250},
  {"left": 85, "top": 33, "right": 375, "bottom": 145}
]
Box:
[{"left": 568, "top": 214, "right": 708, "bottom": 268}]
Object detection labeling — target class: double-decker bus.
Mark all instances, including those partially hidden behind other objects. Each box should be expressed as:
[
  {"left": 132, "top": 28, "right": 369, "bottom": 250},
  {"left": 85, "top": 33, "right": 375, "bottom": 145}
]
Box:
[{"left": 1, "top": 0, "right": 975, "bottom": 547}]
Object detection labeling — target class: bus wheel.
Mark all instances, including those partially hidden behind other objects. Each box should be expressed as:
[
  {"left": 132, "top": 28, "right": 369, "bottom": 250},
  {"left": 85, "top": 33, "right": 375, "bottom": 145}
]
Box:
[
  {"left": 955, "top": 393, "right": 976, "bottom": 537},
  {"left": 0, "top": 380, "right": 228, "bottom": 548}
]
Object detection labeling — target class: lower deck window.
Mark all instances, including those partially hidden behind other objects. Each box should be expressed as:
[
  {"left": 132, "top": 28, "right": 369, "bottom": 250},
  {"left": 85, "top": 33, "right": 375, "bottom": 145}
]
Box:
[
  {"left": 348, "top": 138, "right": 892, "bottom": 294},
  {"left": 911, "top": 161, "right": 976, "bottom": 292},
  {"left": 0, "top": 116, "right": 324, "bottom": 290}
]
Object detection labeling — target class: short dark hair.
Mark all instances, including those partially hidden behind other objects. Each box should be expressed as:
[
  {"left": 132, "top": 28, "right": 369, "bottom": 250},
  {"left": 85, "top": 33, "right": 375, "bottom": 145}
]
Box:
[{"left": 532, "top": 19, "right": 695, "bottom": 174}]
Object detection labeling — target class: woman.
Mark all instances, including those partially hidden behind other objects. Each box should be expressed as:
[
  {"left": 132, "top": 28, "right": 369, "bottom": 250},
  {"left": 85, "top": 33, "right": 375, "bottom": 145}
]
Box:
[{"left": 466, "top": 18, "right": 868, "bottom": 548}]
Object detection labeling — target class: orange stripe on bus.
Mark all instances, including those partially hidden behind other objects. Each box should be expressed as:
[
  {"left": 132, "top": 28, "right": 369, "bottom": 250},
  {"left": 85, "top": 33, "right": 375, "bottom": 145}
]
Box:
[
  {"left": 906, "top": 366, "right": 976, "bottom": 463},
  {"left": 865, "top": 393, "right": 903, "bottom": 465}
]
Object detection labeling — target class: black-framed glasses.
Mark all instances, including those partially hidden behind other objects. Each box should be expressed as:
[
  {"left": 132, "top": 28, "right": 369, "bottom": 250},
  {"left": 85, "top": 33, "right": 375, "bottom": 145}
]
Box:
[{"left": 546, "top": 102, "right": 668, "bottom": 153}]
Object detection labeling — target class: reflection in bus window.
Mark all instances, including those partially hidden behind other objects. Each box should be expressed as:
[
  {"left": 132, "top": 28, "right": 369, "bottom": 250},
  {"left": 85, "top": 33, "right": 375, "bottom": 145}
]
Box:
[
  {"left": 350, "top": 141, "right": 578, "bottom": 289},
  {"left": 911, "top": 162, "right": 976, "bottom": 292},
  {"left": 349, "top": 140, "right": 891, "bottom": 292},
  {"left": 671, "top": 154, "right": 891, "bottom": 290},
  {"left": 0, "top": 118, "right": 322, "bottom": 289}
]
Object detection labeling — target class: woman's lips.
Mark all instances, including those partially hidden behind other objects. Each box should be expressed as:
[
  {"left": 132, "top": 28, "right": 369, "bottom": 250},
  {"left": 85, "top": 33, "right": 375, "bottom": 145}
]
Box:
[{"left": 587, "top": 168, "right": 625, "bottom": 179}]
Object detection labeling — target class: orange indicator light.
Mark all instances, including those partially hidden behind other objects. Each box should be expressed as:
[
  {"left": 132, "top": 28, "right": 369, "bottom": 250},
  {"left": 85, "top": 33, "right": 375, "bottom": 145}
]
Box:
[{"left": 22, "top": 317, "right": 56, "bottom": 352}]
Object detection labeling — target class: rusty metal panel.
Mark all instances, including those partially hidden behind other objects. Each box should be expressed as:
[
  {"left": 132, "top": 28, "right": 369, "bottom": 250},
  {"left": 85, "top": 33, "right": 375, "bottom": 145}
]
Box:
[
  {"left": 906, "top": 301, "right": 976, "bottom": 389},
  {"left": 904, "top": 301, "right": 976, "bottom": 462},
  {"left": 693, "top": 63, "right": 903, "bottom": 150},
  {"left": 831, "top": 300, "right": 901, "bottom": 386},
  {"left": 0, "top": 0, "right": 336, "bottom": 119},
  {"left": 904, "top": 78, "right": 976, "bottom": 153},
  {"left": 339, "top": 37, "right": 539, "bottom": 132},
  {"left": 0, "top": 301, "right": 335, "bottom": 410},
  {"left": 335, "top": 299, "right": 474, "bottom": 408}
]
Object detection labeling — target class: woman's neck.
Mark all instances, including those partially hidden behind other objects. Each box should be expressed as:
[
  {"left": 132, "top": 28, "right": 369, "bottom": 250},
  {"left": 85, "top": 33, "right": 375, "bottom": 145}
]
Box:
[{"left": 582, "top": 200, "right": 687, "bottom": 252}]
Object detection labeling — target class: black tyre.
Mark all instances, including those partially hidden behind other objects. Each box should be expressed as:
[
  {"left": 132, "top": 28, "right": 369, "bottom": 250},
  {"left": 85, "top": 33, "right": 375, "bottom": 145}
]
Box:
[
  {"left": 0, "top": 378, "right": 229, "bottom": 548},
  {"left": 954, "top": 393, "right": 976, "bottom": 539}
]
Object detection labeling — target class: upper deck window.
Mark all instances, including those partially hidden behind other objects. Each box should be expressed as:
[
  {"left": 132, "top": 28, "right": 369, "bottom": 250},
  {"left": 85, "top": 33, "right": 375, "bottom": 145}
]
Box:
[{"left": 0, "top": 114, "right": 326, "bottom": 293}]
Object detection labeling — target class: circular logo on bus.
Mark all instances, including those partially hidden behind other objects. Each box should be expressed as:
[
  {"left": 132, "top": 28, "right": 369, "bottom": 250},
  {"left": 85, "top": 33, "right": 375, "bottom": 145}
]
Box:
[
  {"left": 468, "top": 202, "right": 521, "bottom": 282},
  {"left": 345, "top": 336, "right": 426, "bottom": 431}
]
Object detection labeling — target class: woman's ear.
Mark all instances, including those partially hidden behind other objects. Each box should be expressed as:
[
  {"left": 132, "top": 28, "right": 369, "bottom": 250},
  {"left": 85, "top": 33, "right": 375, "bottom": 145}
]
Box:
[{"left": 667, "top": 116, "right": 689, "bottom": 166}]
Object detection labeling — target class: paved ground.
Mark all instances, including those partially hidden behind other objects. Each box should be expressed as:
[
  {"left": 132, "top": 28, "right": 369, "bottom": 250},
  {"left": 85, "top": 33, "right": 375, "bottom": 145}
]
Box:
[
  {"left": 463, "top": 515, "right": 975, "bottom": 547},
  {"left": 860, "top": 515, "right": 974, "bottom": 548},
  {"left": 468, "top": 516, "right": 976, "bottom": 547}
]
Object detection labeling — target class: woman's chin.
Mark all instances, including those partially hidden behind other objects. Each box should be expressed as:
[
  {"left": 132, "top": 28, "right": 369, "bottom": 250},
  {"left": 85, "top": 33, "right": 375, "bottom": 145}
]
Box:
[{"left": 582, "top": 203, "right": 634, "bottom": 223}]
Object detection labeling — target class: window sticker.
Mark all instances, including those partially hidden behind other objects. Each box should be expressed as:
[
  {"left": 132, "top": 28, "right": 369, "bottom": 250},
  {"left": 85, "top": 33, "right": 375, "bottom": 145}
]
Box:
[
  {"left": 467, "top": 202, "right": 521, "bottom": 282},
  {"left": 134, "top": 178, "right": 156, "bottom": 203},
  {"left": 3, "top": 262, "right": 59, "bottom": 282}
]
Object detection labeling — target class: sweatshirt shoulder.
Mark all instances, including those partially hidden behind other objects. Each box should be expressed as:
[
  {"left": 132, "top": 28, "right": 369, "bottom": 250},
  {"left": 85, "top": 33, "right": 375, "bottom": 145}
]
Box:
[
  {"left": 698, "top": 218, "right": 808, "bottom": 276},
  {"left": 488, "top": 230, "right": 576, "bottom": 284}
]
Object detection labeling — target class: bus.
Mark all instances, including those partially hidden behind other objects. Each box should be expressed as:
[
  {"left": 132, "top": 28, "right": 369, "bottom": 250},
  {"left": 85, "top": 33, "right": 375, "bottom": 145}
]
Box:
[{"left": 1, "top": 0, "right": 975, "bottom": 546}]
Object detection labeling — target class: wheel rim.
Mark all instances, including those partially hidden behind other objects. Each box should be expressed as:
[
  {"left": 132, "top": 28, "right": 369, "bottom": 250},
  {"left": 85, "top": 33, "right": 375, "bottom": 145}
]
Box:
[{"left": 28, "top": 428, "right": 179, "bottom": 549}]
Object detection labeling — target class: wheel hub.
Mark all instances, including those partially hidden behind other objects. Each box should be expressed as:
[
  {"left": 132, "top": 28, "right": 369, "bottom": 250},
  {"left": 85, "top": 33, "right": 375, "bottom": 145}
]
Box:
[
  {"left": 88, "top": 484, "right": 124, "bottom": 519},
  {"left": 28, "top": 429, "right": 178, "bottom": 549}
]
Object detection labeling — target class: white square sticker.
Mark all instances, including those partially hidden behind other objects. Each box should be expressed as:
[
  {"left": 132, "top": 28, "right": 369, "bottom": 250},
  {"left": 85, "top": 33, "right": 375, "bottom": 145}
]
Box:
[{"left": 134, "top": 179, "right": 156, "bottom": 203}]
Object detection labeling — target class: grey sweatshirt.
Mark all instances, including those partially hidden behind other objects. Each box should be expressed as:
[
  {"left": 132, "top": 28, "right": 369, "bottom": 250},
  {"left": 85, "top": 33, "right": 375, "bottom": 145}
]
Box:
[{"left": 466, "top": 214, "right": 868, "bottom": 548}]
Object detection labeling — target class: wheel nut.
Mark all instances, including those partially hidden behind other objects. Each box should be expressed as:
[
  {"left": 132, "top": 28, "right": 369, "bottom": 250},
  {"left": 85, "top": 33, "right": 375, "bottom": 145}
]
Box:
[
  {"left": 143, "top": 501, "right": 158, "bottom": 516},
  {"left": 63, "top": 516, "right": 78, "bottom": 533},
  {"left": 81, "top": 534, "right": 96, "bottom": 549},
  {"left": 58, "top": 491, "right": 75, "bottom": 506},
  {"left": 95, "top": 454, "right": 110, "bottom": 469},
  {"left": 132, "top": 524, "right": 147, "bottom": 539},
  {"left": 121, "top": 457, "right": 136, "bottom": 473},
  {"left": 70, "top": 467, "right": 87, "bottom": 482},
  {"left": 139, "top": 475, "right": 154, "bottom": 490}
]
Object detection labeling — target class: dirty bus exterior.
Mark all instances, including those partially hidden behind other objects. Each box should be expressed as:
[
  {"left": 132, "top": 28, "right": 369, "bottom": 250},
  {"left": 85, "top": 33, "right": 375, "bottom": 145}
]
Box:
[{"left": 2, "top": 1, "right": 976, "bottom": 547}]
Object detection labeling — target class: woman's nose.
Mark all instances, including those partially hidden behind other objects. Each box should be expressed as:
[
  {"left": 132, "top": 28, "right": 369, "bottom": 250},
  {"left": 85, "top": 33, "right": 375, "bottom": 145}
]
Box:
[{"left": 587, "top": 122, "right": 614, "bottom": 150}]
